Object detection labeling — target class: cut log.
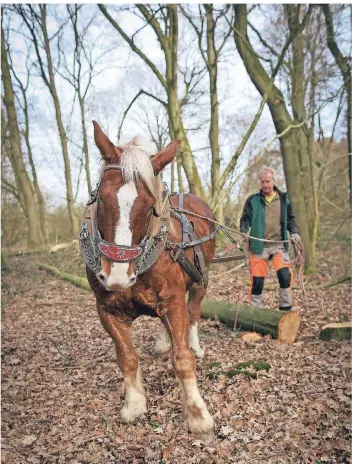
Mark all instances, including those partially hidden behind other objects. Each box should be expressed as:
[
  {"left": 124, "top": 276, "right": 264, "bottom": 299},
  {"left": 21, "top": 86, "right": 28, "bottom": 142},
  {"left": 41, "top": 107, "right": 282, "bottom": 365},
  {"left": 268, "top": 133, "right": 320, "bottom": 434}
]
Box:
[
  {"left": 244, "top": 275, "right": 351, "bottom": 291},
  {"left": 49, "top": 240, "right": 79, "bottom": 253},
  {"left": 317, "top": 275, "right": 351, "bottom": 289},
  {"left": 8, "top": 248, "right": 46, "bottom": 258},
  {"left": 244, "top": 280, "right": 300, "bottom": 291},
  {"left": 319, "top": 322, "right": 352, "bottom": 341},
  {"left": 212, "top": 255, "right": 245, "bottom": 264},
  {"left": 37, "top": 262, "right": 91, "bottom": 291},
  {"left": 240, "top": 332, "right": 262, "bottom": 343},
  {"left": 35, "top": 262, "right": 300, "bottom": 344},
  {"left": 201, "top": 299, "right": 301, "bottom": 344}
]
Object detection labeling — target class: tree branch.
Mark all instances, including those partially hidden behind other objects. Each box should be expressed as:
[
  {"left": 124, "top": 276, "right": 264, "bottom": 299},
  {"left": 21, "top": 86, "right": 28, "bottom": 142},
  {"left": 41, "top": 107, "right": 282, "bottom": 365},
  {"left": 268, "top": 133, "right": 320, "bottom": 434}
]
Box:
[
  {"left": 117, "top": 89, "right": 167, "bottom": 141},
  {"left": 98, "top": 4, "right": 167, "bottom": 90}
]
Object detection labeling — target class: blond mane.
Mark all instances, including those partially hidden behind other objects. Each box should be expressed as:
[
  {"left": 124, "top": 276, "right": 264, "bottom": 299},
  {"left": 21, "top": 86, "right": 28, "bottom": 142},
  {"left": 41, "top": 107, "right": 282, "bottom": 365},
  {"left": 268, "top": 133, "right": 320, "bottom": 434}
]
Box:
[{"left": 117, "top": 136, "right": 171, "bottom": 238}]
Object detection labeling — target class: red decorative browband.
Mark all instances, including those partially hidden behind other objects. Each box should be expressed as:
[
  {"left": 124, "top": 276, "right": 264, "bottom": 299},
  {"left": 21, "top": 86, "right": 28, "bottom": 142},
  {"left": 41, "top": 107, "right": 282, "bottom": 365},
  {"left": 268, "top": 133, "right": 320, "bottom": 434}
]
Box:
[{"left": 97, "top": 242, "right": 142, "bottom": 262}]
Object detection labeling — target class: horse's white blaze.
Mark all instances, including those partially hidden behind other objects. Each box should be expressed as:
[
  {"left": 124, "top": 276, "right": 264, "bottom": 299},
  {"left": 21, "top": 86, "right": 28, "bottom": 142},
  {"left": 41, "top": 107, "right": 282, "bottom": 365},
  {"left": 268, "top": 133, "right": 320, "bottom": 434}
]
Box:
[
  {"left": 179, "top": 377, "right": 214, "bottom": 435},
  {"left": 120, "top": 366, "right": 147, "bottom": 423},
  {"left": 106, "top": 182, "right": 138, "bottom": 288},
  {"left": 189, "top": 323, "right": 204, "bottom": 358}
]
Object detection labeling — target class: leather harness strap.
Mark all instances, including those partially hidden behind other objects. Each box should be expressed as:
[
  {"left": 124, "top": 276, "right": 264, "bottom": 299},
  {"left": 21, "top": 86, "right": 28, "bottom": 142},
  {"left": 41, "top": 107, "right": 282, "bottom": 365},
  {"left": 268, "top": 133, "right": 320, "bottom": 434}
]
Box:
[
  {"left": 171, "top": 193, "right": 217, "bottom": 288},
  {"left": 79, "top": 167, "right": 218, "bottom": 287}
]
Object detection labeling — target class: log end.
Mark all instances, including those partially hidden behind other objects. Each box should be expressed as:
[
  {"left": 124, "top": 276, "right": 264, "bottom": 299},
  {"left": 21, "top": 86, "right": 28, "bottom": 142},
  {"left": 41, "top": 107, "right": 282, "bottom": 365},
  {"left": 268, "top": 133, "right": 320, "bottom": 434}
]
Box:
[
  {"left": 277, "top": 311, "right": 301, "bottom": 344},
  {"left": 319, "top": 322, "right": 352, "bottom": 341},
  {"left": 240, "top": 332, "right": 262, "bottom": 343}
]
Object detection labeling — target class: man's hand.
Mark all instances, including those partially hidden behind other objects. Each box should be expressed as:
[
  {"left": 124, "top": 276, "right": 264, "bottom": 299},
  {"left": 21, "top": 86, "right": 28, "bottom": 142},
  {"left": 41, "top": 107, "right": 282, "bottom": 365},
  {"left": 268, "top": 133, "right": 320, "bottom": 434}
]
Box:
[
  {"left": 290, "top": 233, "right": 301, "bottom": 242},
  {"left": 241, "top": 233, "right": 249, "bottom": 243}
]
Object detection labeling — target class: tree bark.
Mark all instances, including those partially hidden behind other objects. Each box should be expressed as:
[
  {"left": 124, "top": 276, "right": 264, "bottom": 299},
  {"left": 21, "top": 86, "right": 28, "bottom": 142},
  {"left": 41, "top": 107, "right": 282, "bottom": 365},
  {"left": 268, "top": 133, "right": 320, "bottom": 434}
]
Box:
[
  {"left": 201, "top": 298, "right": 301, "bottom": 344},
  {"left": 17, "top": 5, "right": 79, "bottom": 238},
  {"left": 78, "top": 93, "right": 92, "bottom": 193},
  {"left": 1, "top": 109, "right": 26, "bottom": 214},
  {"left": 39, "top": 6, "right": 79, "bottom": 238},
  {"left": 1, "top": 25, "right": 42, "bottom": 248},
  {"left": 233, "top": 5, "right": 314, "bottom": 271},
  {"left": 321, "top": 4, "right": 352, "bottom": 209},
  {"left": 205, "top": 5, "right": 223, "bottom": 222},
  {"left": 11, "top": 65, "right": 48, "bottom": 242}
]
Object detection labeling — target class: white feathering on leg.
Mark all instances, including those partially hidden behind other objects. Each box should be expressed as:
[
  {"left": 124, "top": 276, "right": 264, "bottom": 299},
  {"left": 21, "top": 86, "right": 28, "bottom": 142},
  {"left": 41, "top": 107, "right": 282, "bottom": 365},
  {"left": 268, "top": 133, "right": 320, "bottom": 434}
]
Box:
[
  {"left": 189, "top": 323, "right": 204, "bottom": 358},
  {"left": 120, "top": 366, "right": 147, "bottom": 423},
  {"left": 154, "top": 322, "right": 171, "bottom": 354}
]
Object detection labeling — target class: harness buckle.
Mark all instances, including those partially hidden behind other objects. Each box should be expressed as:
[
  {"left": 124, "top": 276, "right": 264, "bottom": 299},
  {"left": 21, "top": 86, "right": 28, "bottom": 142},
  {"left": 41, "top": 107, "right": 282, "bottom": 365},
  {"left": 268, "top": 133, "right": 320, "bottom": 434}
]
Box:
[{"left": 79, "top": 222, "right": 88, "bottom": 240}]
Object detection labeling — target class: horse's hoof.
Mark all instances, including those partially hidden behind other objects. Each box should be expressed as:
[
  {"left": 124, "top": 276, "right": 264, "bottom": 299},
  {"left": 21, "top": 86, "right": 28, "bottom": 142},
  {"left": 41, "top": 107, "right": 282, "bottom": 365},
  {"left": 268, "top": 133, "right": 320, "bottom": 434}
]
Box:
[
  {"left": 120, "top": 397, "right": 147, "bottom": 423},
  {"left": 192, "top": 347, "right": 205, "bottom": 359},
  {"left": 196, "top": 431, "right": 214, "bottom": 444}
]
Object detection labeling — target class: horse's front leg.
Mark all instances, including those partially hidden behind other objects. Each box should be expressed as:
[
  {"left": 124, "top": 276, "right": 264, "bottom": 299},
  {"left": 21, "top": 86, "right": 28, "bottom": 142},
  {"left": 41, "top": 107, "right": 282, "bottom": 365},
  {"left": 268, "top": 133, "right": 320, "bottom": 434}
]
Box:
[
  {"left": 97, "top": 305, "right": 147, "bottom": 423},
  {"left": 187, "top": 285, "right": 206, "bottom": 358},
  {"left": 162, "top": 297, "right": 214, "bottom": 438}
]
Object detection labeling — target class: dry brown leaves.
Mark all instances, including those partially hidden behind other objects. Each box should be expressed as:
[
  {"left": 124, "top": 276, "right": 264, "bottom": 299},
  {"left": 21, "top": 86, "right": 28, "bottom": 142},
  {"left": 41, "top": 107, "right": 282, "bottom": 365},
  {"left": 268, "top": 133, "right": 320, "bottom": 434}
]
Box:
[{"left": 1, "top": 243, "right": 351, "bottom": 463}]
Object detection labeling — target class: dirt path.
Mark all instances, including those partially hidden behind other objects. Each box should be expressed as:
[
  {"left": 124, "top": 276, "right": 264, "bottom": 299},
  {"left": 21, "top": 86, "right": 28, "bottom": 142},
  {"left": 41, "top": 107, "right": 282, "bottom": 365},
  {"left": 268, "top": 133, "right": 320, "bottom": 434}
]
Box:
[{"left": 2, "top": 252, "right": 351, "bottom": 463}]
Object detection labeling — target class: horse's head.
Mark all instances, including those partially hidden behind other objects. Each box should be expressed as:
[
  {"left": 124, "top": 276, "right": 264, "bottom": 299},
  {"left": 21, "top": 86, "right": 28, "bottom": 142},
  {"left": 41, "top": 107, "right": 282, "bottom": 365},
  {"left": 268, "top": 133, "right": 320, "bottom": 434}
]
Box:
[{"left": 92, "top": 121, "right": 179, "bottom": 290}]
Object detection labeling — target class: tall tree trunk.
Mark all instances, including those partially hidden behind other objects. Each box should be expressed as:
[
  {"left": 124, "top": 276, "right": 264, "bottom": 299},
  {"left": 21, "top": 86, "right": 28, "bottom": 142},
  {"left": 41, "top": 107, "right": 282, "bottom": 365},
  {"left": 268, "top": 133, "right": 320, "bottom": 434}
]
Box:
[
  {"left": 234, "top": 5, "right": 314, "bottom": 271},
  {"left": 17, "top": 75, "right": 48, "bottom": 242},
  {"left": 204, "top": 5, "right": 223, "bottom": 222},
  {"left": 286, "top": 5, "right": 314, "bottom": 229},
  {"left": 165, "top": 5, "right": 204, "bottom": 198},
  {"left": 1, "top": 26, "right": 42, "bottom": 247},
  {"left": 40, "top": 6, "right": 78, "bottom": 237},
  {"left": 1, "top": 109, "right": 26, "bottom": 214},
  {"left": 78, "top": 93, "right": 92, "bottom": 193},
  {"left": 321, "top": 4, "right": 352, "bottom": 209}
]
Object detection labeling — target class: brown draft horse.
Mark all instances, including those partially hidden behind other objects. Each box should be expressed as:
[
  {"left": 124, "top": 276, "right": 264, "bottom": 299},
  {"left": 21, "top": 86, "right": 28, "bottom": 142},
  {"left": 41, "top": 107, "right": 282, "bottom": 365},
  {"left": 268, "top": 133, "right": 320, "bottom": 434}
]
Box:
[{"left": 83, "top": 121, "right": 217, "bottom": 438}]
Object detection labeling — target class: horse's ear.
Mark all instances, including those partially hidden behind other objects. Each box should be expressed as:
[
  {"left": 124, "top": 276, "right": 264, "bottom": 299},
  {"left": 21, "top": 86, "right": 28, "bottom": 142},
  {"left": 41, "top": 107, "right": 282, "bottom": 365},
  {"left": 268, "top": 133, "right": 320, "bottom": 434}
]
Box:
[
  {"left": 151, "top": 140, "right": 180, "bottom": 174},
  {"left": 93, "top": 120, "right": 121, "bottom": 162}
]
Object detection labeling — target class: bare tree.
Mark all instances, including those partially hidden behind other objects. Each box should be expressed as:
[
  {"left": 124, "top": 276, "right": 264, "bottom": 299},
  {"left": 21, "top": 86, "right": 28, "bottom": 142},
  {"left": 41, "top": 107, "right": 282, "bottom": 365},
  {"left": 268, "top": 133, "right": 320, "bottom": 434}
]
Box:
[
  {"left": 180, "top": 5, "right": 233, "bottom": 222},
  {"left": 16, "top": 4, "right": 79, "bottom": 237},
  {"left": 9, "top": 48, "right": 48, "bottom": 242},
  {"left": 98, "top": 4, "right": 205, "bottom": 197},
  {"left": 1, "top": 24, "right": 42, "bottom": 247},
  {"left": 233, "top": 4, "right": 317, "bottom": 271}
]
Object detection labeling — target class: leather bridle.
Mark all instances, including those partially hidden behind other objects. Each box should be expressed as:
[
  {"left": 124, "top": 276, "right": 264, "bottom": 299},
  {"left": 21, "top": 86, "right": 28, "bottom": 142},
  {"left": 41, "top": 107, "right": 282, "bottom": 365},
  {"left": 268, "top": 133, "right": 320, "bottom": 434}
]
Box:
[{"left": 79, "top": 165, "right": 156, "bottom": 273}]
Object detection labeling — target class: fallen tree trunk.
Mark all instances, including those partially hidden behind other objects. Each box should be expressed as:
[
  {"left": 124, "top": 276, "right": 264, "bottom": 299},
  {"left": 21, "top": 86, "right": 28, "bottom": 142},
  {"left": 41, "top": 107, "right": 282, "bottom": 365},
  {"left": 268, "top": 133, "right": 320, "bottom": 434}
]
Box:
[
  {"left": 36, "top": 263, "right": 300, "bottom": 343},
  {"left": 244, "top": 280, "right": 300, "bottom": 291},
  {"left": 245, "top": 274, "right": 351, "bottom": 291},
  {"left": 212, "top": 255, "right": 245, "bottom": 263},
  {"left": 317, "top": 275, "right": 351, "bottom": 289},
  {"left": 37, "top": 262, "right": 91, "bottom": 291},
  {"left": 49, "top": 240, "right": 78, "bottom": 253},
  {"left": 201, "top": 299, "right": 301, "bottom": 344},
  {"left": 8, "top": 248, "right": 46, "bottom": 258},
  {"left": 319, "top": 322, "right": 352, "bottom": 341}
]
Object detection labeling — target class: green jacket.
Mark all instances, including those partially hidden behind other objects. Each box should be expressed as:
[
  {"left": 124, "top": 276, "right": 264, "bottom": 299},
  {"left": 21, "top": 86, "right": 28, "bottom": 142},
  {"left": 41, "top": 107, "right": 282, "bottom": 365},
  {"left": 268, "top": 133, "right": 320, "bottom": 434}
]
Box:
[{"left": 240, "top": 186, "right": 299, "bottom": 254}]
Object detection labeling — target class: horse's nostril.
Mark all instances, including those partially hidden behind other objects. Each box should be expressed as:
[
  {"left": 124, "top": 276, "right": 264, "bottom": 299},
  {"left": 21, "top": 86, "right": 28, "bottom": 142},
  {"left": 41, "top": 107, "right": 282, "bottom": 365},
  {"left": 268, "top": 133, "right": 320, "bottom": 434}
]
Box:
[
  {"left": 97, "top": 273, "right": 107, "bottom": 285},
  {"left": 130, "top": 275, "right": 136, "bottom": 285}
]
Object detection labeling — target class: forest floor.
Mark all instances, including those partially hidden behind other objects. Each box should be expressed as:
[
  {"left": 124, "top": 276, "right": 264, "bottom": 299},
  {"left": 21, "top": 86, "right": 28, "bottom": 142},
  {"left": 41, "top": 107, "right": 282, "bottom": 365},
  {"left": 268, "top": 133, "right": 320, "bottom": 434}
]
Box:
[{"left": 1, "top": 237, "right": 351, "bottom": 464}]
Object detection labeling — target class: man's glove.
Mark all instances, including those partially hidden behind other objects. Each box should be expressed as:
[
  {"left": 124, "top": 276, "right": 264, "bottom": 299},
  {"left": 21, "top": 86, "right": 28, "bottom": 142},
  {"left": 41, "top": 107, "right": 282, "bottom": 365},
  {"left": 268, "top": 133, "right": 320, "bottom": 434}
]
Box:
[{"left": 290, "top": 233, "right": 301, "bottom": 242}]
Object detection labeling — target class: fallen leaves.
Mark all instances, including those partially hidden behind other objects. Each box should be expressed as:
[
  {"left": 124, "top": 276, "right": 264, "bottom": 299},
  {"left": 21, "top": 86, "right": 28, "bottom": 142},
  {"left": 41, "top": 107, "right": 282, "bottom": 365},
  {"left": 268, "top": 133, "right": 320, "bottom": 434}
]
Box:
[{"left": 1, "top": 245, "right": 351, "bottom": 463}]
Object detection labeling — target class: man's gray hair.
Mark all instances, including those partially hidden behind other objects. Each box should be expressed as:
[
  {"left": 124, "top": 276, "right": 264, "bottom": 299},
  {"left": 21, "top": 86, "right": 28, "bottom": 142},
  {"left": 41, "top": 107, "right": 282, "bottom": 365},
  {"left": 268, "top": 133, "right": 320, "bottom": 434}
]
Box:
[{"left": 259, "top": 166, "right": 276, "bottom": 181}]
